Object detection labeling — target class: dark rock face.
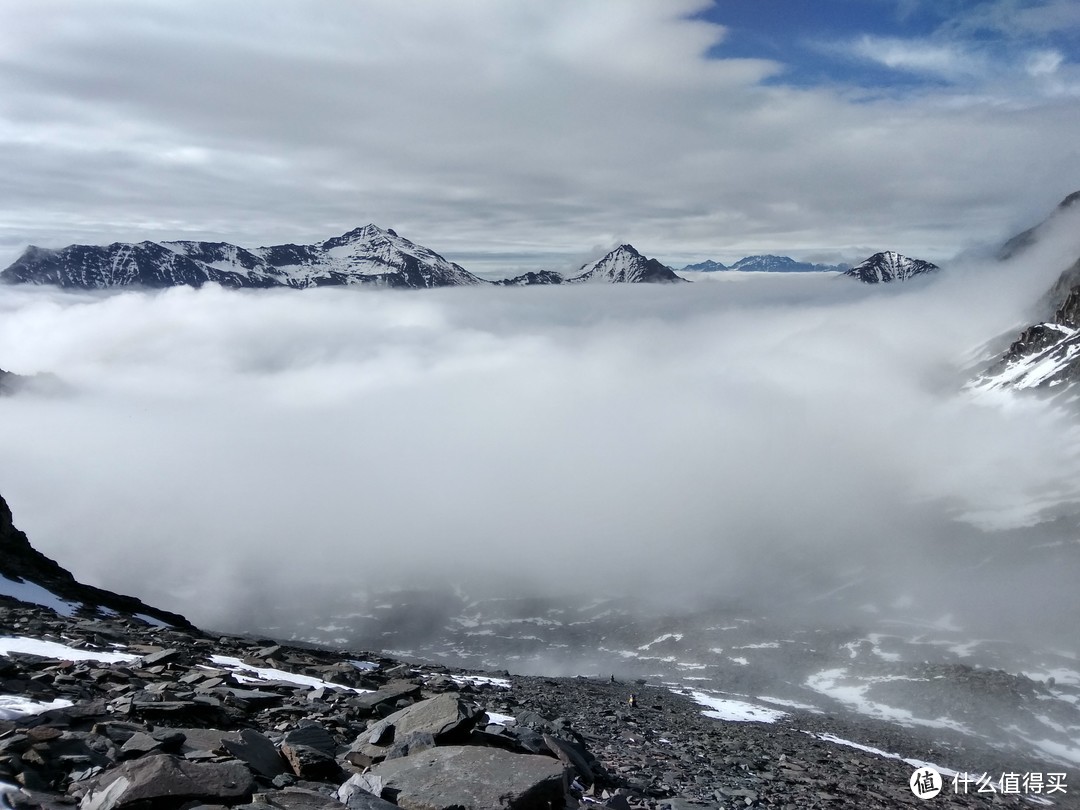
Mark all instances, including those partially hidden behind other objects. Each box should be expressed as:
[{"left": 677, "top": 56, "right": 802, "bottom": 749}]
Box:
[
  {"left": 0, "top": 494, "right": 192, "bottom": 628},
  {"left": 567, "top": 246, "right": 687, "bottom": 284},
  {"left": 1, "top": 226, "right": 485, "bottom": 290},
  {"left": 842, "top": 251, "right": 939, "bottom": 283}
]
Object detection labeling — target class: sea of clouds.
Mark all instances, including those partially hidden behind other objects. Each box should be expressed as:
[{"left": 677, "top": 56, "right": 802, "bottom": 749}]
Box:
[{"left": 2, "top": 219, "right": 1080, "bottom": 639}]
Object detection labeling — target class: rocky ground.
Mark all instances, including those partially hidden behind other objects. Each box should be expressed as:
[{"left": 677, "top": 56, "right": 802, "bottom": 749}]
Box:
[{"left": 0, "top": 597, "right": 1075, "bottom": 810}]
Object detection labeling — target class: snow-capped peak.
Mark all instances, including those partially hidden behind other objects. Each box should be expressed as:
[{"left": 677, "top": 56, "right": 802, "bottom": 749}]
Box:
[
  {"left": 567, "top": 245, "right": 686, "bottom": 284},
  {"left": 843, "top": 251, "right": 939, "bottom": 284}
]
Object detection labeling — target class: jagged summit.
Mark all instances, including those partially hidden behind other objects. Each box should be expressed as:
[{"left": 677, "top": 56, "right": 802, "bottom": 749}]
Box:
[
  {"left": 567, "top": 244, "right": 686, "bottom": 284},
  {"left": 842, "top": 251, "right": 939, "bottom": 284}
]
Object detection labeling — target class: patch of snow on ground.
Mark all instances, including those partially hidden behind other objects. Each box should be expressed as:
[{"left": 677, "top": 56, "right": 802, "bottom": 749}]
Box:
[
  {"left": 734, "top": 642, "right": 780, "bottom": 650},
  {"left": 451, "top": 674, "right": 511, "bottom": 690},
  {"left": 483, "top": 711, "right": 516, "bottom": 726},
  {"left": 0, "top": 577, "right": 76, "bottom": 617},
  {"left": 728, "top": 656, "right": 749, "bottom": 666},
  {"left": 0, "top": 695, "right": 74, "bottom": 720},
  {"left": 637, "top": 633, "right": 683, "bottom": 651},
  {"left": 1023, "top": 668, "right": 1080, "bottom": 687},
  {"left": 805, "top": 668, "right": 973, "bottom": 734},
  {"left": 0, "top": 636, "right": 136, "bottom": 664},
  {"left": 689, "top": 690, "right": 788, "bottom": 723},
  {"left": 1006, "top": 729, "right": 1080, "bottom": 766},
  {"left": 208, "top": 655, "right": 372, "bottom": 693},
  {"left": 866, "top": 634, "right": 902, "bottom": 662},
  {"left": 757, "top": 695, "right": 823, "bottom": 712},
  {"left": 810, "top": 732, "right": 959, "bottom": 777}
]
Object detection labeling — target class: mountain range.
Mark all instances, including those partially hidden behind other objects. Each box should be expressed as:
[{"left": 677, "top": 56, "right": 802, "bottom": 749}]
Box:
[
  {"left": 0, "top": 227, "right": 685, "bottom": 290},
  {"left": 681, "top": 255, "right": 848, "bottom": 273},
  {"left": 2, "top": 227, "right": 942, "bottom": 290}
]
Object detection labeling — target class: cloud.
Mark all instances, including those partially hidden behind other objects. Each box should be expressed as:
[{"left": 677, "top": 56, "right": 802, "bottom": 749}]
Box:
[
  {"left": 0, "top": 1, "right": 1077, "bottom": 276},
  {"left": 850, "top": 35, "right": 987, "bottom": 79},
  {"left": 1, "top": 207, "right": 1080, "bottom": 641}
]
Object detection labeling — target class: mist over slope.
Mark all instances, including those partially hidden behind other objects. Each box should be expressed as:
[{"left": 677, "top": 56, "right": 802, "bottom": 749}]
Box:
[{"left": 0, "top": 214, "right": 1079, "bottom": 641}]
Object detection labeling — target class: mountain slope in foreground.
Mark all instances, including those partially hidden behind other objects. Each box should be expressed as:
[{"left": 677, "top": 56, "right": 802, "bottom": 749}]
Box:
[
  {"left": 0, "top": 492, "right": 1071, "bottom": 808},
  {"left": 972, "top": 192, "right": 1080, "bottom": 393}
]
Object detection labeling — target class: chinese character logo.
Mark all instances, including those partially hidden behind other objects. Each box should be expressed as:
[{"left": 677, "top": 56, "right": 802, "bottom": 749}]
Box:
[{"left": 911, "top": 767, "right": 943, "bottom": 799}]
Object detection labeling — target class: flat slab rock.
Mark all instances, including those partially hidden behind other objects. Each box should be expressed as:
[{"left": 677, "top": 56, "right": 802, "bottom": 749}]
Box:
[
  {"left": 367, "top": 745, "right": 567, "bottom": 810},
  {"left": 79, "top": 754, "right": 255, "bottom": 810}
]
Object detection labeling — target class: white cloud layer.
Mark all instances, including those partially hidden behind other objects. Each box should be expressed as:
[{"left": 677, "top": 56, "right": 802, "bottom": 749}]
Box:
[
  {"left": 1, "top": 208, "right": 1080, "bottom": 638},
  {"left": 0, "top": 0, "right": 1077, "bottom": 274}
]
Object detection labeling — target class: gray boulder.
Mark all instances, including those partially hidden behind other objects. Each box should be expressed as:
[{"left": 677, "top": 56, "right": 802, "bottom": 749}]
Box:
[
  {"left": 366, "top": 745, "right": 567, "bottom": 810},
  {"left": 79, "top": 754, "right": 254, "bottom": 809},
  {"left": 361, "top": 693, "right": 479, "bottom": 747}
]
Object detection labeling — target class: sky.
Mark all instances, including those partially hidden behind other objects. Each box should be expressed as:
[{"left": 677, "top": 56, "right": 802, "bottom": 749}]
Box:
[{"left": 0, "top": 0, "right": 1079, "bottom": 276}]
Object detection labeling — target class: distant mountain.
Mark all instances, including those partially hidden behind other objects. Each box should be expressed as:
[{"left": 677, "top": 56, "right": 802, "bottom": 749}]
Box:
[
  {"left": 730, "top": 255, "right": 847, "bottom": 273},
  {"left": 973, "top": 192, "right": 1080, "bottom": 393},
  {"left": 842, "top": 251, "right": 939, "bottom": 284},
  {"left": 681, "top": 259, "right": 728, "bottom": 272},
  {"left": 0, "top": 367, "right": 20, "bottom": 395},
  {"left": 497, "top": 270, "right": 565, "bottom": 286},
  {"left": 567, "top": 245, "right": 687, "bottom": 284},
  {"left": 1, "top": 225, "right": 485, "bottom": 290},
  {"left": 681, "top": 256, "right": 847, "bottom": 273}
]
